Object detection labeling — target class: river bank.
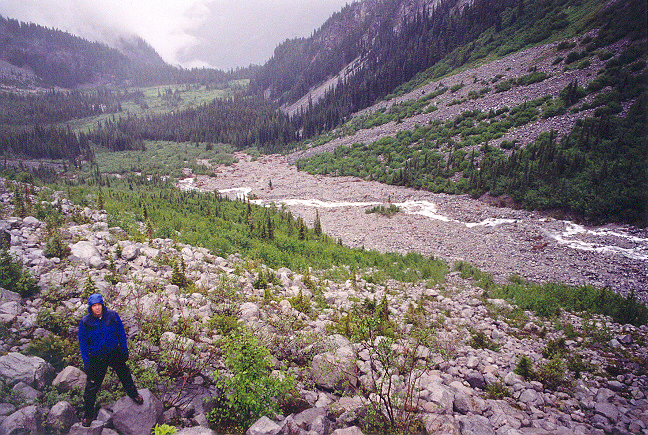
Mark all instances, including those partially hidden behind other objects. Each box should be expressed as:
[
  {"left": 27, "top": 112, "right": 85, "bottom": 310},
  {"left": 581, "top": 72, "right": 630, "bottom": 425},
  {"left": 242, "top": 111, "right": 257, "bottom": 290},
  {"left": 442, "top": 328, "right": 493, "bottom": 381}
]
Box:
[{"left": 180, "top": 153, "right": 648, "bottom": 302}]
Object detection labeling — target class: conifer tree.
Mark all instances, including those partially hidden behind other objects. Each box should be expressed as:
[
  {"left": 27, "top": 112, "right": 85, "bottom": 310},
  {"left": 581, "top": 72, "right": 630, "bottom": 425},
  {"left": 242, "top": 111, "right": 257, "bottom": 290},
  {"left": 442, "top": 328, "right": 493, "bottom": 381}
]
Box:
[{"left": 313, "top": 209, "right": 322, "bottom": 237}]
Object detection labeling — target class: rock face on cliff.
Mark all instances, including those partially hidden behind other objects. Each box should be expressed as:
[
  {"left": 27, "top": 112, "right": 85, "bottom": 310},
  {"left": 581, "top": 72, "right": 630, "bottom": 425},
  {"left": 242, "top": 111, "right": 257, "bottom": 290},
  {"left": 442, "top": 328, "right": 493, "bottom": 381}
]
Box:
[{"left": 0, "top": 179, "right": 647, "bottom": 435}]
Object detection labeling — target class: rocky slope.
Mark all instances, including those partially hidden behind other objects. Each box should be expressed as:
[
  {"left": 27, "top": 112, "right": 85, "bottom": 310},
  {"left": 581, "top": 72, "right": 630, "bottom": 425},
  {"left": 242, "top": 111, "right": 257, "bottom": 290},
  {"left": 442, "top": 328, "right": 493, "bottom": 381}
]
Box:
[{"left": 0, "top": 180, "right": 647, "bottom": 435}]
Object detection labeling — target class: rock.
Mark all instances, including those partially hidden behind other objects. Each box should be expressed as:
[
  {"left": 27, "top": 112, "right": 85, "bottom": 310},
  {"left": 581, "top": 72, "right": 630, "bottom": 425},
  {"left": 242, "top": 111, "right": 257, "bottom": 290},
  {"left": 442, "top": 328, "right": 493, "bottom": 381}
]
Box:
[
  {"left": 607, "top": 380, "right": 624, "bottom": 392},
  {"left": 518, "top": 388, "right": 544, "bottom": 407},
  {"left": 12, "top": 381, "right": 41, "bottom": 402},
  {"left": 0, "top": 403, "right": 16, "bottom": 416},
  {"left": 52, "top": 365, "right": 87, "bottom": 391},
  {"left": 68, "top": 420, "right": 105, "bottom": 434},
  {"left": 175, "top": 428, "right": 218, "bottom": 435},
  {"left": 330, "top": 427, "right": 364, "bottom": 435},
  {"left": 246, "top": 415, "right": 281, "bottom": 435},
  {"left": 423, "top": 414, "right": 460, "bottom": 434},
  {"left": 594, "top": 402, "right": 619, "bottom": 422},
  {"left": 69, "top": 241, "right": 100, "bottom": 264},
  {"left": 0, "top": 352, "right": 55, "bottom": 389},
  {"left": 46, "top": 401, "right": 78, "bottom": 434},
  {"left": 293, "top": 407, "right": 327, "bottom": 429},
  {"left": 453, "top": 391, "right": 483, "bottom": 415},
  {"left": 0, "top": 405, "right": 44, "bottom": 435},
  {"left": 112, "top": 389, "right": 163, "bottom": 435},
  {"left": 0, "top": 288, "right": 21, "bottom": 304},
  {"left": 503, "top": 372, "right": 524, "bottom": 386},
  {"left": 425, "top": 384, "right": 454, "bottom": 414},
  {"left": 311, "top": 346, "right": 357, "bottom": 391},
  {"left": 465, "top": 371, "right": 486, "bottom": 389},
  {"left": 458, "top": 414, "right": 496, "bottom": 435},
  {"left": 121, "top": 245, "right": 140, "bottom": 261},
  {"left": 22, "top": 216, "right": 41, "bottom": 227},
  {"left": 240, "top": 302, "right": 261, "bottom": 321},
  {"left": 310, "top": 414, "right": 332, "bottom": 435},
  {"left": 617, "top": 334, "right": 633, "bottom": 345}
]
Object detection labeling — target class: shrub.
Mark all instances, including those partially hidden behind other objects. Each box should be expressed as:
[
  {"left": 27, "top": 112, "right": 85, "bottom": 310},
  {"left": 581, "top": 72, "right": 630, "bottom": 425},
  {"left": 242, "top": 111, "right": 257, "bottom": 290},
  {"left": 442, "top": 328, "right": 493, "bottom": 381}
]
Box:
[
  {"left": 542, "top": 338, "right": 566, "bottom": 359},
  {"left": 0, "top": 250, "right": 38, "bottom": 297},
  {"left": 208, "top": 330, "right": 294, "bottom": 432},
  {"left": 468, "top": 330, "right": 500, "bottom": 351},
  {"left": 152, "top": 424, "right": 177, "bottom": 435},
  {"left": 44, "top": 233, "right": 70, "bottom": 259},
  {"left": 514, "top": 355, "right": 535, "bottom": 380},
  {"left": 536, "top": 358, "right": 569, "bottom": 390},
  {"left": 485, "top": 381, "right": 511, "bottom": 399}
]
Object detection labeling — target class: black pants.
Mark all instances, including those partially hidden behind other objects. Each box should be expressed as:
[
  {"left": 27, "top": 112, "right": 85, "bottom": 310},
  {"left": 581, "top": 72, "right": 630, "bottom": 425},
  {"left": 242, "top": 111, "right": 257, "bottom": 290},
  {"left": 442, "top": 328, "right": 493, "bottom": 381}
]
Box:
[{"left": 83, "top": 350, "right": 138, "bottom": 418}]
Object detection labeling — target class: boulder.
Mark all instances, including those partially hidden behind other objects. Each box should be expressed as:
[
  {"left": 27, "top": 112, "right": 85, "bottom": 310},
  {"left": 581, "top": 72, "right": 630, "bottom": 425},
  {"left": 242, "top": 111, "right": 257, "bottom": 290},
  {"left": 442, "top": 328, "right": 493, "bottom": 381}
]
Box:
[
  {"left": 311, "top": 346, "right": 357, "bottom": 391},
  {"left": 331, "top": 426, "right": 365, "bottom": 435},
  {"left": 52, "top": 366, "right": 87, "bottom": 391},
  {"left": 175, "top": 428, "right": 218, "bottom": 435},
  {"left": 46, "top": 401, "right": 79, "bottom": 434},
  {"left": 246, "top": 416, "right": 281, "bottom": 435},
  {"left": 12, "top": 381, "right": 41, "bottom": 402},
  {"left": 0, "top": 352, "right": 55, "bottom": 389},
  {"left": 423, "top": 414, "right": 461, "bottom": 434},
  {"left": 0, "top": 405, "right": 44, "bottom": 435},
  {"left": 22, "top": 216, "right": 41, "bottom": 228},
  {"left": 293, "top": 407, "right": 327, "bottom": 429},
  {"left": 0, "top": 288, "right": 21, "bottom": 304},
  {"left": 121, "top": 244, "right": 140, "bottom": 261},
  {"left": 457, "top": 414, "right": 496, "bottom": 435},
  {"left": 69, "top": 241, "right": 100, "bottom": 264},
  {"left": 112, "top": 389, "right": 163, "bottom": 435},
  {"left": 465, "top": 371, "right": 486, "bottom": 389}
]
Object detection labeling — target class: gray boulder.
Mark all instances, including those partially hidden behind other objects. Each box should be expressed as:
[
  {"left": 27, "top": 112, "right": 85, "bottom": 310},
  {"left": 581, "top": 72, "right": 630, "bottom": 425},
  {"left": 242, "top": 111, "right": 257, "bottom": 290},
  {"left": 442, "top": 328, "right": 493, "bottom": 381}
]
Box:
[
  {"left": 46, "top": 401, "right": 78, "bottom": 434},
  {"left": 121, "top": 245, "right": 140, "bottom": 261},
  {"left": 11, "top": 382, "right": 40, "bottom": 403},
  {"left": 69, "top": 241, "right": 100, "bottom": 264},
  {"left": 423, "top": 414, "right": 460, "bottom": 434},
  {"left": 330, "top": 427, "right": 365, "bottom": 435},
  {"left": 175, "top": 428, "right": 218, "bottom": 435},
  {"left": 0, "top": 289, "right": 21, "bottom": 305},
  {"left": 112, "top": 389, "right": 163, "bottom": 435},
  {"left": 67, "top": 420, "right": 105, "bottom": 434},
  {"left": 52, "top": 366, "right": 86, "bottom": 391},
  {"left": 465, "top": 371, "right": 486, "bottom": 389},
  {"left": 246, "top": 416, "right": 281, "bottom": 435},
  {"left": 0, "top": 353, "right": 55, "bottom": 389},
  {"left": 0, "top": 405, "right": 44, "bottom": 435},
  {"left": 311, "top": 346, "right": 357, "bottom": 391},
  {"left": 458, "top": 414, "right": 496, "bottom": 435}
]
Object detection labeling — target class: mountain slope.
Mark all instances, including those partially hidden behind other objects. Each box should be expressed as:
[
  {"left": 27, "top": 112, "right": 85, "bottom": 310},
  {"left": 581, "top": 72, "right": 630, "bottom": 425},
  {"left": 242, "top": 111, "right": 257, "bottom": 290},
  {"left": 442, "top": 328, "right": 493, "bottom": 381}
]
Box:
[{"left": 0, "top": 15, "right": 229, "bottom": 88}]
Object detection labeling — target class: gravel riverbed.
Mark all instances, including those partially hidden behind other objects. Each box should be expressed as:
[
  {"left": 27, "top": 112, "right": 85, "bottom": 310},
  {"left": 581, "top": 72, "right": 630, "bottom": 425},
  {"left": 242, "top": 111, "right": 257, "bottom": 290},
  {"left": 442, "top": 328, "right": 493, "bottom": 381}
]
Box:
[{"left": 182, "top": 153, "right": 648, "bottom": 303}]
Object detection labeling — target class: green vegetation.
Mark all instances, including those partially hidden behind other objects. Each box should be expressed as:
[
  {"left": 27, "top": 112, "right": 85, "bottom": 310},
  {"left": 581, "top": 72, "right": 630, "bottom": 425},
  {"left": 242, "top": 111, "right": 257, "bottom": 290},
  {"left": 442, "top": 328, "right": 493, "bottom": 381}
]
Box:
[
  {"left": 0, "top": 249, "right": 38, "bottom": 298},
  {"left": 208, "top": 330, "right": 295, "bottom": 432},
  {"left": 297, "top": 38, "right": 647, "bottom": 225}
]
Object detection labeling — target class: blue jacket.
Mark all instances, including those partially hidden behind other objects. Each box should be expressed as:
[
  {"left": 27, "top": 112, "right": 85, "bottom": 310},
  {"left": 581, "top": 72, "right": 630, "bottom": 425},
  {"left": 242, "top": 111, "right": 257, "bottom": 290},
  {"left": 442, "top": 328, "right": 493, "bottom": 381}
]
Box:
[{"left": 78, "top": 293, "right": 129, "bottom": 367}]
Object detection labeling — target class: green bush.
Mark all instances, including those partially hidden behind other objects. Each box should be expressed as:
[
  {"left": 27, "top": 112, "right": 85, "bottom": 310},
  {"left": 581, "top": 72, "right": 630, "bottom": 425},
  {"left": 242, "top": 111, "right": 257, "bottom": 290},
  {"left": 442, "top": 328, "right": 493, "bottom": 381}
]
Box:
[
  {"left": 0, "top": 250, "right": 38, "bottom": 297},
  {"left": 514, "top": 355, "right": 535, "bottom": 380},
  {"left": 44, "top": 233, "right": 71, "bottom": 259},
  {"left": 208, "top": 330, "right": 294, "bottom": 432},
  {"left": 484, "top": 381, "right": 511, "bottom": 399}
]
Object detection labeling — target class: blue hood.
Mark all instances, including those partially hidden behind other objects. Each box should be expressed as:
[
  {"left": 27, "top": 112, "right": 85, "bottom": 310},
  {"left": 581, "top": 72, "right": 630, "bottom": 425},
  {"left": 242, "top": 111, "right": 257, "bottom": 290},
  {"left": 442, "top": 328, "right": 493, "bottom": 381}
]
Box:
[{"left": 87, "top": 293, "right": 105, "bottom": 314}]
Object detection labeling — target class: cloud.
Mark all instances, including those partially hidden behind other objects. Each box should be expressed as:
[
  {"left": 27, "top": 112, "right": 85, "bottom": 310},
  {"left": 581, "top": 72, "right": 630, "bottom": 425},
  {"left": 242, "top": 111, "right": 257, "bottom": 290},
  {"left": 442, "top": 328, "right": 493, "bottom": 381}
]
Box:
[{"left": 0, "top": 0, "right": 351, "bottom": 70}]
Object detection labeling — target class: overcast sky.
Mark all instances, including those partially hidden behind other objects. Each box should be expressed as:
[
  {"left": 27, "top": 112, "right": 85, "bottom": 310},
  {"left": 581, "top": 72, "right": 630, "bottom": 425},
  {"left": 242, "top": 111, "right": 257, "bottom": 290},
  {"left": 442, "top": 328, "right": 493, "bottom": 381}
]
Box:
[{"left": 0, "top": 0, "right": 352, "bottom": 70}]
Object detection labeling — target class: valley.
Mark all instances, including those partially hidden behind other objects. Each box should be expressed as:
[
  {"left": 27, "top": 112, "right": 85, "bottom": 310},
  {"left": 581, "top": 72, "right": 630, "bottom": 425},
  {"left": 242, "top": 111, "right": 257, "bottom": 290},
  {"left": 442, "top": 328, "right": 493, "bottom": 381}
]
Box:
[{"left": 180, "top": 152, "right": 648, "bottom": 301}]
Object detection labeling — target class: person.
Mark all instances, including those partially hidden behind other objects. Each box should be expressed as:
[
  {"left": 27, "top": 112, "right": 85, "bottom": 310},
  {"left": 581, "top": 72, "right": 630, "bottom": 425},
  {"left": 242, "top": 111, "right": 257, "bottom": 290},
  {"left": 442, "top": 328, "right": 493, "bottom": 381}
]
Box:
[{"left": 78, "top": 293, "right": 143, "bottom": 427}]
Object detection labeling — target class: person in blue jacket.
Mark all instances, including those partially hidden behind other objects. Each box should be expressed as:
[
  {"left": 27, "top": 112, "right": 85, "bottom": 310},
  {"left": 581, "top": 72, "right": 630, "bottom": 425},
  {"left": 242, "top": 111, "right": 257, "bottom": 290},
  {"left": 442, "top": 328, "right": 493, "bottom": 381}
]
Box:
[{"left": 78, "top": 293, "right": 143, "bottom": 427}]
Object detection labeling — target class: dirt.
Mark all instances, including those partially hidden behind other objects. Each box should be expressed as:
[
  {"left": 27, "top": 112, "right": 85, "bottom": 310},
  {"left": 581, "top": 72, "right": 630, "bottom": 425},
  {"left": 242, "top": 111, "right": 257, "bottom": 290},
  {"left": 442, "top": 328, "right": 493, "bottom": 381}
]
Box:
[{"left": 183, "top": 152, "right": 648, "bottom": 302}]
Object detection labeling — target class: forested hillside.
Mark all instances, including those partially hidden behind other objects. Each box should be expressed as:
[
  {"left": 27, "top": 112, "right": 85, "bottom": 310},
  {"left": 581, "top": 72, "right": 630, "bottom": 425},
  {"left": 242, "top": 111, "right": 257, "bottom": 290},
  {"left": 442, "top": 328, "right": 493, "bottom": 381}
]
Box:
[{"left": 0, "top": 15, "right": 241, "bottom": 88}]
